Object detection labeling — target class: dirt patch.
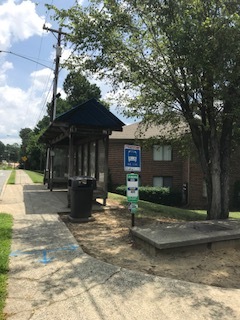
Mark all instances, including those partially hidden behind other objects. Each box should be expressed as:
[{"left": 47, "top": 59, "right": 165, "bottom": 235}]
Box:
[{"left": 59, "top": 199, "right": 240, "bottom": 289}]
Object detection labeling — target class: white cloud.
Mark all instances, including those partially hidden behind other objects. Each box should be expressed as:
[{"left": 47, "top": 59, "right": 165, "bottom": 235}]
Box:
[
  {"left": 0, "top": 0, "right": 50, "bottom": 144},
  {"left": 0, "top": 0, "right": 45, "bottom": 50},
  {"left": 30, "top": 68, "right": 53, "bottom": 92},
  {"left": 0, "top": 66, "right": 54, "bottom": 144},
  {"left": 0, "top": 61, "right": 13, "bottom": 84},
  {"left": 61, "top": 47, "right": 73, "bottom": 64},
  {"left": 0, "top": 85, "right": 29, "bottom": 143}
]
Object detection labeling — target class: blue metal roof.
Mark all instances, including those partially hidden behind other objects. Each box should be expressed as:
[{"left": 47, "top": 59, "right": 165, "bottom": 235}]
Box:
[
  {"left": 55, "top": 98, "right": 125, "bottom": 130},
  {"left": 39, "top": 99, "right": 125, "bottom": 144}
]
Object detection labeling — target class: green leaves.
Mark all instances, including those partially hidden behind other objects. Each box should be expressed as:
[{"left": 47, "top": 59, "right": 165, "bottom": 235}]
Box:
[{"left": 47, "top": 1, "right": 240, "bottom": 141}]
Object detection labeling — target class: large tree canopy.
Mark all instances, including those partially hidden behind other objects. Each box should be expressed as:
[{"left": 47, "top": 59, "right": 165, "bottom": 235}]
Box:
[
  {"left": 47, "top": 71, "right": 103, "bottom": 119},
  {"left": 51, "top": 0, "right": 240, "bottom": 220},
  {"left": 63, "top": 71, "right": 101, "bottom": 107}
]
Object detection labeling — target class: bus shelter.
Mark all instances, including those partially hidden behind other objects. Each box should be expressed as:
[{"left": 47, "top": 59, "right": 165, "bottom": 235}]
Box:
[{"left": 40, "top": 99, "right": 124, "bottom": 205}]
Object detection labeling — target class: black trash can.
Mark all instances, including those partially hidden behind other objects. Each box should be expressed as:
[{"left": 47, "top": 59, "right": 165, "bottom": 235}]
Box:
[{"left": 68, "top": 176, "right": 96, "bottom": 222}]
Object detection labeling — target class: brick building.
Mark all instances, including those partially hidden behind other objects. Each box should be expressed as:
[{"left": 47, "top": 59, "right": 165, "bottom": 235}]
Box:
[{"left": 108, "top": 122, "right": 240, "bottom": 209}]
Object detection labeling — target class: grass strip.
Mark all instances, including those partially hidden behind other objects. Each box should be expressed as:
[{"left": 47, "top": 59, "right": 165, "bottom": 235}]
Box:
[
  {"left": 0, "top": 214, "right": 13, "bottom": 320},
  {"left": 24, "top": 170, "right": 43, "bottom": 183},
  {"left": 7, "top": 171, "right": 15, "bottom": 185},
  {"left": 108, "top": 192, "right": 240, "bottom": 221}
]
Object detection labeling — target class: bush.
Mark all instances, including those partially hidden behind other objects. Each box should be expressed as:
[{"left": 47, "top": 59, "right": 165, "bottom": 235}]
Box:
[{"left": 115, "top": 185, "right": 182, "bottom": 206}]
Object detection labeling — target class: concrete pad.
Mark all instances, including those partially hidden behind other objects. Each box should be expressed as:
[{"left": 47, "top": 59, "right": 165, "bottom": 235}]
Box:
[
  {"left": 23, "top": 184, "right": 70, "bottom": 214},
  {"left": 131, "top": 219, "right": 240, "bottom": 255}
]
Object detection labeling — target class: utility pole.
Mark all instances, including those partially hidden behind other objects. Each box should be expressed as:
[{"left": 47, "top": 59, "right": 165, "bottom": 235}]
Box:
[
  {"left": 43, "top": 25, "right": 68, "bottom": 121},
  {"left": 43, "top": 25, "right": 68, "bottom": 190}
]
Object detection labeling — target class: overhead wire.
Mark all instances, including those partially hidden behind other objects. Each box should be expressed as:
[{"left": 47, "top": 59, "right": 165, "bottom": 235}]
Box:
[
  {"left": 32, "top": 0, "right": 76, "bottom": 128},
  {"left": 30, "top": 0, "right": 55, "bottom": 128},
  {"left": 32, "top": 0, "right": 73, "bottom": 128}
]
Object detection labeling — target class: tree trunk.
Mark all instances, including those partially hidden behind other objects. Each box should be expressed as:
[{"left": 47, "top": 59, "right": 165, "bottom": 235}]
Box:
[
  {"left": 189, "top": 121, "right": 231, "bottom": 220},
  {"left": 206, "top": 143, "right": 222, "bottom": 220},
  {"left": 221, "top": 169, "right": 230, "bottom": 219},
  {"left": 219, "top": 116, "right": 233, "bottom": 219}
]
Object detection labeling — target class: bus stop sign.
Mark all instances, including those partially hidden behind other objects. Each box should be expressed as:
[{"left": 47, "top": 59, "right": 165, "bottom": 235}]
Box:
[
  {"left": 126, "top": 173, "right": 139, "bottom": 202},
  {"left": 124, "top": 145, "right": 141, "bottom": 172}
]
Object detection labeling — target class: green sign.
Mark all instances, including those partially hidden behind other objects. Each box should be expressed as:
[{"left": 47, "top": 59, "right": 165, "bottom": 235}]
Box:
[{"left": 126, "top": 173, "right": 139, "bottom": 202}]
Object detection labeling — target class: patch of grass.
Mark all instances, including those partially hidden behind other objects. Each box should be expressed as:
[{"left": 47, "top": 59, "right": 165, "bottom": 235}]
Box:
[
  {"left": 0, "top": 213, "right": 13, "bottom": 320},
  {"left": 109, "top": 192, "right": 206, "bottom": 220},
  {"left": 24, "top": 170, "right": 43, "bottom": 183},
  {"left": 109, "top": 193, "right": 240, "bottom": 221},
  {"left": 137, "top": 200, "right": 207, "bottom": 221},
  {"left": 7, "top": 170, "right": 15, "bottom": 185},
  {"left": 229, "top": 212, "right": 240, "bottom": 219}
]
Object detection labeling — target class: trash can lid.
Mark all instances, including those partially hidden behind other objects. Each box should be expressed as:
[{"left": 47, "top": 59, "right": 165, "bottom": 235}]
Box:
[{"left": 69, "top": 176, "right": 96, "bottom": 188}]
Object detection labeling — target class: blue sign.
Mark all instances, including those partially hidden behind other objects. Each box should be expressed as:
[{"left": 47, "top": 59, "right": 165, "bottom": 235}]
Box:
[{"left": 124, "top": 145, "right": 141, "bottom": 172}]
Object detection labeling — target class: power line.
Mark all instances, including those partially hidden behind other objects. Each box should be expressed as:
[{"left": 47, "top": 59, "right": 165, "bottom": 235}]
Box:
[
  {"left": 0, "top": 50, "right": 54, "bottom": 70},
  {"left": 25, "top": 29, "right": 52, "bottom": 124}
]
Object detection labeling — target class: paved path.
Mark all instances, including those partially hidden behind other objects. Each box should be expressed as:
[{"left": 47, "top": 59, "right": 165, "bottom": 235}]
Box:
[
  {"left": 1, "top": 170, "right": 240, "bottom": 319},
  {"left": 0, "top": 170, "right": 11, "bottom": 200}
]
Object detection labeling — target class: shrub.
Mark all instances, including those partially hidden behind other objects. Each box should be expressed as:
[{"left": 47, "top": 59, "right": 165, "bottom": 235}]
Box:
[{"left": 115, "top": 185, "right": 182, "bottom": 206}]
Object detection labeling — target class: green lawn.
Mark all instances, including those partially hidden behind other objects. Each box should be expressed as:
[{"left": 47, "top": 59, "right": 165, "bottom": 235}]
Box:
[
  {"left": 24, "top": 170, "right": 43, "bottom": 184},
  {"left": 0, "top": 214, "right": 13, "bottom": 320},
  {"left": 108, "top": 192, "right": 240, "bottom": 221}
]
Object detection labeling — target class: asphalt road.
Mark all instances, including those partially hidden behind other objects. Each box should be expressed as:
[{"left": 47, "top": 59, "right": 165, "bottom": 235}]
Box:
[{"left": 0, "top": 170, "right": 11, "bottom": 198}]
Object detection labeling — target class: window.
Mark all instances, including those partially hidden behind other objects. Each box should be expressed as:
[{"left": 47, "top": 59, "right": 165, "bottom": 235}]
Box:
[
  {"left": 153, "top": 176, "right": 173, "bottom": 188},
  {"left": 153, "top": 145, "right": 172, "bottom": 161}
]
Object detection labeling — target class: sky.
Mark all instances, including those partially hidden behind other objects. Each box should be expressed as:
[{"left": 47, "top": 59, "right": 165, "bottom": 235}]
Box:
[{"left": 0, "top": 0, "right": 130, "bottom": 146}]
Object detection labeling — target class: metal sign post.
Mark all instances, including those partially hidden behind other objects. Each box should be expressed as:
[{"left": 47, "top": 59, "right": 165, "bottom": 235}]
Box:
[{"left": 124, "top": 145, "right": 141, "bottom": 227}]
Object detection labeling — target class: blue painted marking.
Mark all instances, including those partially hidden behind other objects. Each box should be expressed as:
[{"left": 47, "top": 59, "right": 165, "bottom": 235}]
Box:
[
  {"left": 39, "top": 249, "right": 54, "bottom": 264},
  {"left": 48, "top": 244, "right": 79, "bottom": 253},
  {"left": 10, "top": 244, "right": 79, "bottom": 264},
  {"left": 9, "top": 250, "right": 22, "bottom": 257}
]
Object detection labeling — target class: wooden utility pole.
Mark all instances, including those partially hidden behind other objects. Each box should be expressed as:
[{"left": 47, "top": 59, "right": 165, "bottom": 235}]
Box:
[
  {"left": 43, "top": 25, "right": 68, "bottom": 121},
  {"left": 43, "top": 25, "right": 68, "bottom": 190}
]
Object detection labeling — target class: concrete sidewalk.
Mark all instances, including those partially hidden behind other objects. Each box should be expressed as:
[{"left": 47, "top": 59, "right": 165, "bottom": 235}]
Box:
[{"left": 1, "top": 170, "right": 240, "bottom": 320}]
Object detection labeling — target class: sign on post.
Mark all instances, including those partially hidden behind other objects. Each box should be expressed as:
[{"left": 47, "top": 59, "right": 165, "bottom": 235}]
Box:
[
  {"left": 124, "top": 145, "right": 141, "bottom": 172},
  {"left": 127, "top": 173, "right": 139, "bottom": 227},
  {"left": 126, "top": 173, "right": 139, "bottom": 202}
]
